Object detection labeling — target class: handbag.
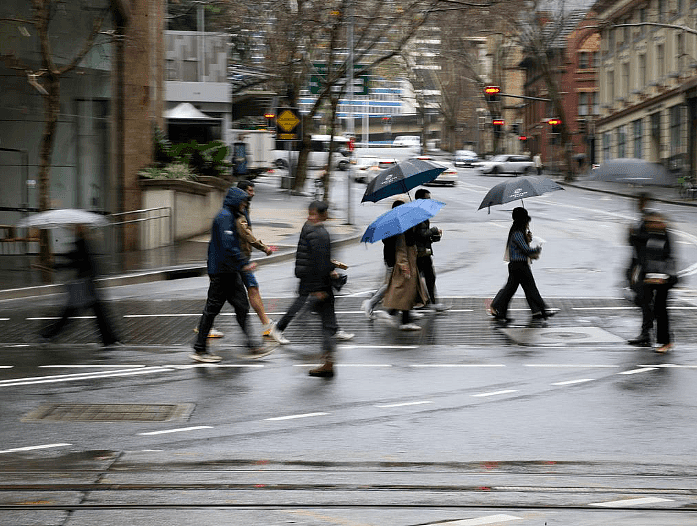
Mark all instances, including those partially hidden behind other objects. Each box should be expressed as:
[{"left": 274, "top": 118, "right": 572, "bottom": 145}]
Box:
[{"left": 331, "top": 272, "right": 348, "bottom": 291}]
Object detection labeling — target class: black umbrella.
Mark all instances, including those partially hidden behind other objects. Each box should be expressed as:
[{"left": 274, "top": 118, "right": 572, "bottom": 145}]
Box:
[
  {"left": 478, "top": 176, "right": 564, "bottom": 212},
  {"left": 361, "top": 158, "right": 445, "bottom": 203}
]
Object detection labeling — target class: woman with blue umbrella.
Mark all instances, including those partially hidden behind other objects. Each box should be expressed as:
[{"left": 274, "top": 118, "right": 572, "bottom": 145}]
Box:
[{"left": 362, "top": 198, "right": 443, "bottom": 330}]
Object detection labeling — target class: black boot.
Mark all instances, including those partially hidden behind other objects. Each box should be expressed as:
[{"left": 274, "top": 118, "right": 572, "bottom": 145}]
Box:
[{"left": 628, "top": 334, "right": 651, "bottom": 347}]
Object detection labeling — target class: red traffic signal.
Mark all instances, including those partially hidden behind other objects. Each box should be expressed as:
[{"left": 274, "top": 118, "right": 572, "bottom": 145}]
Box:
[
  {"left": 485, "top": 86, "right": 501, "bottom": 102},
  {"left": 492, "top": 119, "right": 505, "bottom": 126},
  {"left": 547, "top": 118, "right": 562, "bottom": 126},
  {"left": 264, "top": 112, "right": 275, "bottom": 119},
  {"left": 518, "top": 135, "right": 528, "bottom": 141}
]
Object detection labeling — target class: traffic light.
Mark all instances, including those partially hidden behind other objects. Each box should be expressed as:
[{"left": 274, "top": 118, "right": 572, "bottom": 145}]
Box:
[
  {"left": 518, "top": 135, "right": 528, "bottom": 142},
  {"left": 548, "top": 118, "right": 562, "bottom": 135},
  {"left": 484, "top": 86, "right": 501, "bottom": 103},
  {"left": 510, "top": 123, "right": 519, "bottom": 135},
  {"left": 492, "top": 118, "right": 504, "bottom": 138}
]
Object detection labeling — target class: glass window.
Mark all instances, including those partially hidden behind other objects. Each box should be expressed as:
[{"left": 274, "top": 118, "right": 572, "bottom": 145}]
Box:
[
  {"left": 591, "top": 52, "right": 599, "bottom": 68},
  {"left": 579, "top": 52, "right": 588, "bottom": 69},
  {"left": 578, "top": 92, "right": 589, "bottom": 116},
  {"left": 592, "top": 92, "right": 600, "bottom": 115},
  {"left": 670, "top": 105, "right": 683, "bottom": 159},
  {"left": 617, "top": 125, "right": 627, "bottom": 158},
  {"left": 658, "top": 0, "right": 666, "bottom": 22},
  {"left": 678, "top": 0, "right": 684, "bottom": 14},
  {"left": 607, "top": 70, "right": 615, "bottom": 102},
  {"left": 657, "top": 44, "right": 665, "bottom": 79},
  {"left": 633, "top": 119, "right": 642, "bottom": 159},
  {"left": 603, "top": 132, "right": 612, "bottom": 161},
  {"left": 638, "top": 54, "right": 647, "bottom": 89},
  {"left": 622, "top": 62, "right": 630, "bottom": 97}
]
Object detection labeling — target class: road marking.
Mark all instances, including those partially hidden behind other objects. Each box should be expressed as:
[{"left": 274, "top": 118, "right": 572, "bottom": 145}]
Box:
[
  {"left": 572, "top": 307, "right": 636, "bottom": 310},
  {"left": 552, "top": 378, "right": 595, "bottom": 386},
  {"left": 0, "top": 318, "right": 9, "bottom": 321},
  {"left": 410, "top": 364, "right": 506, "bottom": 368},
  {"left": 138, "top": 426, "right": 213, "bottom": 436},
  {"left": 590, "top": 496, "right": 673, "bottom": 507},
  {"left": 619, "top": 367, "right": 659, "bottom": 375},
  {"left": 429, "top": 514, "right": 522, "bottom": 525},
  {"left": 39, "top": 364, "right": 145, "bottom": 369},
  {"left": 124, "top": 313, "right": 198, "bottom": 318},
  {"left": 265, "top": 412, "right": 329, "bottom": 421},
  {"left": 375, "top": 401, "right": 433, "bottom": 408},
  {"left": 0, "top": 443, "right": 71, "bottom": 454},
  {"left": 525, "top": 364, "right": 618, "bottom": 368},
  {"left": 169, "top": 364, "right": 264, "bottom": 369},
  {"left": 0, "top": 366, "right": 13, "bottom": 369},
  {"left": 340, "top": 345, "right": 418, "bottom": 349},
  {"left": 638, "top": 363, "right": 697, "bottom": 368},
  {"left": 0, "top": 366, "right": 172, "bottom": 387},
  {"left": 27, "top": 316, "right": 96, "bottom": 320},
  {"left": 472, "top": 389, "right": 518, "bottom": 398}
]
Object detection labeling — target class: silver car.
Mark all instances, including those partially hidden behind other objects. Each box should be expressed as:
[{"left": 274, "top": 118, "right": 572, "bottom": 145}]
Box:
[{"left": 473, "top": 154, "right": 535, "bottom": 175}]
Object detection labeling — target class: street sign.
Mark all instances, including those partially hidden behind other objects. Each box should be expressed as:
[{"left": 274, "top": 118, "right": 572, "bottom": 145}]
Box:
[
  {"left": 310, "top": 63, "right": 369, "bottom": 96},
  {"left": 276, "top": 108, "right": 302, "bottom": 143}
]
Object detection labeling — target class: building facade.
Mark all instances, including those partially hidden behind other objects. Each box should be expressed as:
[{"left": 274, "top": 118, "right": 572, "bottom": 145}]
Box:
[{"left": 594, "top": 0, "right": 697, "bottom": 180}]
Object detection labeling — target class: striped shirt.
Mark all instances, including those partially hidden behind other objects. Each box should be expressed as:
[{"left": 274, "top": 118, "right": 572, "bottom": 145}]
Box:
[{"left": 509, "top": 230, "right": 541, "bottom": 263}]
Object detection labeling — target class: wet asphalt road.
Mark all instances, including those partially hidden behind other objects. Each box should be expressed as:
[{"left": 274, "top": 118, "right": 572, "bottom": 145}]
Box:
[{"left": 1, "top": 169, "right": 697, "bottom": 525}]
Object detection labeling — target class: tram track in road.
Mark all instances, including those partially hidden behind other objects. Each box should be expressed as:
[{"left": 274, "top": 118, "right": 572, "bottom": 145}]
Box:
[{"left": 0, "top": 463, "right": 696, "bottom": 515}]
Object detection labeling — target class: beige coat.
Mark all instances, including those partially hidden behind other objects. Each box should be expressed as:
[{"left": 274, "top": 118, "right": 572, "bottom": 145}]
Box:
[{"left": 382, "top": 233, "right": 428, "bottom": 311}]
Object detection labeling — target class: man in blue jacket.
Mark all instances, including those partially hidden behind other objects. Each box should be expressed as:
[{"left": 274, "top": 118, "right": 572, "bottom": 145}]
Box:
[{"left": 191, "top": 187, "right": 268, "bottom": 362}]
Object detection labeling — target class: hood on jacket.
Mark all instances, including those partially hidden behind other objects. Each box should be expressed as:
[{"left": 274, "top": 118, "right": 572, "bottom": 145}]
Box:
[{"left": 223, "top": 187, "right": 248, "bottom": 214}]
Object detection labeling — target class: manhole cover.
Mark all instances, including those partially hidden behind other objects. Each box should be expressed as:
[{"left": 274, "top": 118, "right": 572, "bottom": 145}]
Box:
[
  {"left": 22, "top": 403, "right": 194, "bottom": 423},
  {"left": 500, "top": 327, "right": 626, "bottom": 346}
]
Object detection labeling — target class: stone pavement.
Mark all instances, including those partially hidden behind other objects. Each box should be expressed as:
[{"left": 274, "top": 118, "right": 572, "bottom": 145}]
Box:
[{"left": 1, "top": 169, "right": 696, "bottom": 300}]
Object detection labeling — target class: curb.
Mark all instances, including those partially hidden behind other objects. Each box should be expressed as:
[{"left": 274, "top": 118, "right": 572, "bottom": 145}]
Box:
[{"left": 0, "top": 233, "right": 364, "bottom": 301}]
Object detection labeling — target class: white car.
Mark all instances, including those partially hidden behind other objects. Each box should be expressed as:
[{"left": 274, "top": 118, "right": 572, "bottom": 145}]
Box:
[
  {"left": 453, "top": 149, "right": 479, "bottom": 168},
  {"left": 424, "top": 161, "right": 457, "bottom": 187},
  {"left": 353, "top": 158, "right": 398, "bottom": 183},
  {"left": 473, "top": 154, "right": 535, "bottom": 175}
]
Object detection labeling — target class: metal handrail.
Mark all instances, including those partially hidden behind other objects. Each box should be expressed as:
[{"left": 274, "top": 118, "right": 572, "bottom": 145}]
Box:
[{"left": 108, "top": 206, "right": 173, "bottom": 250}]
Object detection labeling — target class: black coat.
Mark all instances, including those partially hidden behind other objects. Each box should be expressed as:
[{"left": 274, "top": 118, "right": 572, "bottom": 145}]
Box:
[{"left": 294, "top": 220, "right": 334, "bottom": 293}]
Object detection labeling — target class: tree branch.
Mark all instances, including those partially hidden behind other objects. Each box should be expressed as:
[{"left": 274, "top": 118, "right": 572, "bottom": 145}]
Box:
[{"left": 58, "top": 11, "right": 107, "bottom": 75}]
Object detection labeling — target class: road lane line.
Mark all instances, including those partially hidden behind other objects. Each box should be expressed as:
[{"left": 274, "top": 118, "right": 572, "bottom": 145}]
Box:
[
  {"left": 472, "top": 389, "right": 518, "bottom": 398},
  {"left": 0, "top": 318, "right": 9, "bottom": 321},
  {"left": 124, "top": 313, "right": 199, "bottom": 318},
  {"left": 375, "top": 401, "right": 433, "bottom": 408},
  {"left": 638, "top": 364, "right": 697, "bottom": 368},
  {"left": 0, "top": 443, "right": 72, "bottom": 454},
  {"left": 590, "top": 496, "right": 673, "bottom": 507},
  {"left": 0, "top": 366, "right": 173, "bottom": 387},
  {"left": 410, "top": 364, "right": 505, "bottom": 368},
  {"left": 169, "top": 364, "right": 264, "bottom": 369},
  {"left": 552, "top": 378, "right": 595, "bottom": 386},
  {"left": 525, "top": 364, "right": 618, "bottom": 368},
  {"left": 138, "top": 426, "right": 213, "bottom": 436},
  {"left": 265, "top": 412, "right": 329, "bottom": 421},
  {"left": 39, "top": 364, "right": 146, "bottom": 369},
  {"left": 427, "top": 514, "right": 522, "bottom": 525},
  {"left": 0, "top": 366, "right": 13, "bottom": 369},
  {"left": 340, "top": 345, "right": 418, "bottom": 349},
  {"left": 27, "top": 316, "right": 96, "bottom": 320},
  {"left": 619, "top": 367, "right": 659, "bottom": 375},
  {"left": 572, "top": 307, "right": 636, "bottom": 310}
]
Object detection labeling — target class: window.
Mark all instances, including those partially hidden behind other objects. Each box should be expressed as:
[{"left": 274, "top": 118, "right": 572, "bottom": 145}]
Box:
[
  {"left": 591, "top": 92, "right": 600, "bottom": 115},
  {"left": 658, "top": 0, "right": 666, "bottom": 23},
  {"left": 670, "top": 105, "right": 684, "bottom": 160},
  {"left": 617, "top": 125, "right": 627, "bottom": 158},
  {"left": 578, "top": 92, "right": 589, "bottom": 116},
  {"left": 622, "top": 62, "right": 630, "bottom": 97},
  {"left": 607, "top": 70, "right": 615, "bottom": 102},
  {"left": 591, "top": 52, "right": 599, "bottom": 68},
  {"left": 657, "top": 44, "right": 665, "bottom": 79},
  {"left": 603, "top": 132, "right": 612, "bottom": 161},
  {"left": 608, "top": 28, "right": 615, "bottom": 52},
  {"left": 639, "top": 8, "right": 647, "bottom": 36},
  {"left": 677, "top": 33, "right": 685, "bottom": 72},
  {"left": 677, "top": 0, "right": 684, "bottom": 14},
  {"left": 579, "top": 52, "right": 589, "bottom": 69},
  {"left": 638, "top": 54, "right": 647, "bottom": 89},
  {"left": 633, "top": 119, "right": 643, "bottom": 159}
]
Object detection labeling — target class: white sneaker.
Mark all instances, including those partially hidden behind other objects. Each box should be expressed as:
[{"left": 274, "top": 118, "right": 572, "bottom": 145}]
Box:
[
  {"left": 189, "top": 351, "right": 223, "bottom": 363},
  {"left": 261, "top": 321, "right": 274, "bottom": 337},
  {"left": 270, "top": 325, "right": 290, "bottom": 345},
  {"left": 399, "top": 323, "right": 422, "bottom": 331},
  {"left": 335, "top": 330, "right": 355, "bottom": 341},
  {"left": 409, "top": 311, "right": 425, "bottom": 319},
  {"left": 375, "top": 310, "right": 398, "bottom": 326},
  {"left": 361, "top": 299, "right": 375, "bottom": 320},
  {"left": 431, "top": 303, "right": 448, "bottom": 312}
]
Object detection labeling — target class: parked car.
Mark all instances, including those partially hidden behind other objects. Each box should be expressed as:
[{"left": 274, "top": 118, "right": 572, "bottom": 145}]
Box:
[
  {"left": 423, "top": 161, "right": 458, "bottom": 187},
  {"left": 453, "top": 149, "right": 479, "bottom": 168},
  {"left": 353, "top": 158, "right": 398, "bottom": 183},
  {"left": 472, "top": 154, "right": 535, "bottom": 175}
]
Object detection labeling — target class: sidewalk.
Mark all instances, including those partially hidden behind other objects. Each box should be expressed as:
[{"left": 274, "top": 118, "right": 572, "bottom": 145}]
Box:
[
  {"left": 1, "top": 170, "right": 695, "bottom": 300},
  {"left": 0, "top": 173, "right": 362, "bottom": 300}
]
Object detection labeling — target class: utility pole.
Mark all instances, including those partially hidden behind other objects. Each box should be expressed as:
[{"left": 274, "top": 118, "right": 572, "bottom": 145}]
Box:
[{"left": 346, "top": 0, "right": 354, "bottom": 225}]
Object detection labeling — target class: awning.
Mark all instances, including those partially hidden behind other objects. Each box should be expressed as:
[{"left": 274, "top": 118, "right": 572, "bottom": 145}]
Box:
[{"left": 165, "top": 102, "right": 215, "bottom": 121}]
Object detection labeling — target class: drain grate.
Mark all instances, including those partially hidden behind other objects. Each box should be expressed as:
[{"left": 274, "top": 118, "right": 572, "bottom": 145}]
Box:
[{"left": 22, "top": 403, "right": 194, "bottom": 423}]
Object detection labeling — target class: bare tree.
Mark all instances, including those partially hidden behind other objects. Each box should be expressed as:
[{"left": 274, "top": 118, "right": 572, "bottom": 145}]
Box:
[{"left": 1, "top": 0, "right": 111, "bottom": 280}]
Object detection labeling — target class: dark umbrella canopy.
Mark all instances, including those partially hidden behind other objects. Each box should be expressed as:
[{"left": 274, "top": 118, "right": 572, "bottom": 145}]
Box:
[
  {"left": 361, "top": 199, "right": 445, "bottom": 243},
  {"left": 588, "top": 158, "right": 674, "bottom": 186},
  {"left": 361, "top": 158, "right": 446, "bottom": 203},
  {"left": 478, "top": 176, "right": 564, "bottom": 211}
]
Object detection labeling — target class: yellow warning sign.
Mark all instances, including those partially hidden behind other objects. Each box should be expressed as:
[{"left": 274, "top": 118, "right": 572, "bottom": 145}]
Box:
[{"left": 277, "top": 110, "right": 300, "bottom": 132}]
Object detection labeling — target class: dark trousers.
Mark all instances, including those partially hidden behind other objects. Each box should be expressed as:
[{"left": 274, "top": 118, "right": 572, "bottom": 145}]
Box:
[
  {"left": 195, "top": 273, "right": 252, "bottom": 352},
  {"left": 278, "top": 289, "right": 338, "bottom": 355},
  {"left": 491, "top": 261, "right": 547, "bottom": 318},
  {"left": 637, "top": 283, "right": 670, "bottom": 344},
  {"left": 416, "top": 255, "right": 436, "bottom": 304},
  {"left": 42, "top": 297, "right": 118, "bottom": 346}
]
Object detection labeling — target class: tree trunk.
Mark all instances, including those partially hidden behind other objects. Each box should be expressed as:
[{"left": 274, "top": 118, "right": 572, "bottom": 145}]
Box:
[{"left": 37, "top": 73, "right": 61, "bottom": 282}]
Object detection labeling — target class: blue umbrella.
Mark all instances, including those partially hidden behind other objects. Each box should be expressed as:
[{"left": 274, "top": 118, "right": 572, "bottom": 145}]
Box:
[
  {"left": 361, "top": 199, "right": 445, "bottom": 243},
  {"left": 361, "top": 158, "right": 446, "bottom": 203}
]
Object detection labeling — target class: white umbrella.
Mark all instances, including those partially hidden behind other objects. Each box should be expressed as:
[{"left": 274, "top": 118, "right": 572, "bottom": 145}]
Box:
[{"left": 16, "top": 209, "right": 109, "bottom": 229}]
